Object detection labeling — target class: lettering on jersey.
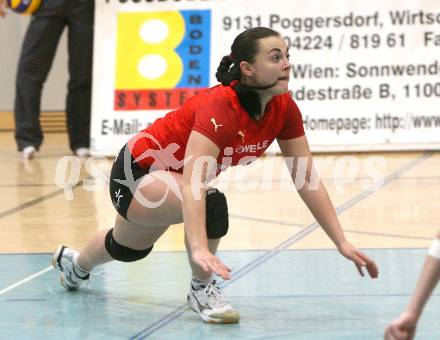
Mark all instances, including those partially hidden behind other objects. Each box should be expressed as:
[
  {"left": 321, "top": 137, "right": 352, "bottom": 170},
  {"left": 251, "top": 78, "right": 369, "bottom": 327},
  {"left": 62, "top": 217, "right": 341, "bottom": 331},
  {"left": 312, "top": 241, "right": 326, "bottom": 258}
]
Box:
[
  {"left": 114, "top": 10, "right": 211, "bottom": 110},
  {"left": 210, "top": 118, "right": 223, "bottom": 132},
  {"left": 235, "top": 140, "right": 269, "bottom": 154}
]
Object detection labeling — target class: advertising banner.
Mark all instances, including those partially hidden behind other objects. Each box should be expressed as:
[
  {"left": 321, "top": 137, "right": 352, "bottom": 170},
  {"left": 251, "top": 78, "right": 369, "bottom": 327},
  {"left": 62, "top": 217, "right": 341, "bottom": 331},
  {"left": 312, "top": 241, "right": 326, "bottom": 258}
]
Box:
[{"left": 91, "top": 0, "right": 440, "bottom": 154}]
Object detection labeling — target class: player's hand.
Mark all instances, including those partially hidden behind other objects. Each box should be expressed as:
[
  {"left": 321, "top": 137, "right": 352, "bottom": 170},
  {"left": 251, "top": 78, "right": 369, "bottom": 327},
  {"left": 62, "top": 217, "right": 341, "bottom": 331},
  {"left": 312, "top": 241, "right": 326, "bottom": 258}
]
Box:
[
  {"left": 384, "top": 311, "right": 418, "bottom": 340},
  {"left": 0, "top": 0, "right": 7, "bottom": 17},
  {"left": 192, "top": 248, "right": 231, "bottom": 280},
  {"left": 337, "top": 241, "right": 379, "bottom": 278}
]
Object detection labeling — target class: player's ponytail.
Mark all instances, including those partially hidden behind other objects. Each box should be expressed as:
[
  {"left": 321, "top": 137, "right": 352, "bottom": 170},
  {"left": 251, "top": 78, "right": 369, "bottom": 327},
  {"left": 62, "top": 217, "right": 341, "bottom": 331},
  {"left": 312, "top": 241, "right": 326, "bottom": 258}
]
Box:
[{"left": 215, "top": 55, "right": 239, "bottom": 85}]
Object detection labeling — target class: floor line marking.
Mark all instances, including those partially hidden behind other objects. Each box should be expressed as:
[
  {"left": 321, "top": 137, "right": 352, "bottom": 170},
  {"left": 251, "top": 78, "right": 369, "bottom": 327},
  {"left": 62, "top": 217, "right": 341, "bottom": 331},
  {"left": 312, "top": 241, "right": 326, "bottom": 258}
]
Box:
[{"left": 0, "top": 266, "right": 52, "bottom": 296}]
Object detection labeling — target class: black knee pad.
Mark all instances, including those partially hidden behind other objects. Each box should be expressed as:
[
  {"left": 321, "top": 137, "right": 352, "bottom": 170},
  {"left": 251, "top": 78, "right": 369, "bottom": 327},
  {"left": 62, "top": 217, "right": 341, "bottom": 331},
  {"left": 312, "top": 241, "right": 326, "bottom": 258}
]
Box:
[
  {"left": 206, "top": 188, "right": 229, "bottom": 239},
  {"left": 105, "top": 228, "right": 153, "bottom": 262}
]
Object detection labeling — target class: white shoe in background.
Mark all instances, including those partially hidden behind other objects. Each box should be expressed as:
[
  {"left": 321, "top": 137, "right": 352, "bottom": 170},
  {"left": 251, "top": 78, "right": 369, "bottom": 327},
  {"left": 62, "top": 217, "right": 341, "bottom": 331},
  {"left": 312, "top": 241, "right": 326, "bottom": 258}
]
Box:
[
  {"left": 22, "top": 146, "right": 36, "bottom": 160},
  {"left": 74, "top": 147, "right": 90, "bottom": 157}
]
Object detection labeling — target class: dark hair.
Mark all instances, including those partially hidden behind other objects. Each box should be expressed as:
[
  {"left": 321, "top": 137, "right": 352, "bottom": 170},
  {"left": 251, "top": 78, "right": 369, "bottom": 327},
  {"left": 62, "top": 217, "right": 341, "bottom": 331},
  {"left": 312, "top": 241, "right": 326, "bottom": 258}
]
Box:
[{"left": 215, "top": 27, "right": 280, "bottom": 120}]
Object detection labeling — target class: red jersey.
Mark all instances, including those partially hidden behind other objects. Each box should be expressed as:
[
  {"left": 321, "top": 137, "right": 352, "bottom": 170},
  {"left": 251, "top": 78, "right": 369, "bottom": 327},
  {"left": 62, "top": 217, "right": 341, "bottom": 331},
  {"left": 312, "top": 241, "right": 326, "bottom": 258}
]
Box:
[{"left": 128, "top": 83, "right": 304, "bottom": 174}]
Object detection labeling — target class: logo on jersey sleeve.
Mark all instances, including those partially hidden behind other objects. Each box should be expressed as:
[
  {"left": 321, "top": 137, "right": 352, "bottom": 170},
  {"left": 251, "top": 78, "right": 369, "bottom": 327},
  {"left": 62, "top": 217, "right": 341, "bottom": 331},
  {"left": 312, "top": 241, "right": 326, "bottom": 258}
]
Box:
[
  {"left": 210, "top": 118, "right": 223, "bottom": 132},
  {"left": 114, "top": 10, "right": 211, "bottom": 110},
  {"left": 238, "top": 130, "right": 245, "bottom": 142}
]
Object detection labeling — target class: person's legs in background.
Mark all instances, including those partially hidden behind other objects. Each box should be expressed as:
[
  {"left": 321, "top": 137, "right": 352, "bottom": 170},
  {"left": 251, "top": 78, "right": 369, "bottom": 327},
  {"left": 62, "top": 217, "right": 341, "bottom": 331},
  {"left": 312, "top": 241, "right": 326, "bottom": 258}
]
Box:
[{"left": 14, "top": 3, "right": 65, "bottom": 159}]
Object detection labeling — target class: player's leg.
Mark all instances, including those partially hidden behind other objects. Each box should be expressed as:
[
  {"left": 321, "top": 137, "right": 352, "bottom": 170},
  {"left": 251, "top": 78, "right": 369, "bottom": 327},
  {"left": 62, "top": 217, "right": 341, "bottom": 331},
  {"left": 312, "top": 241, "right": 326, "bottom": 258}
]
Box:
[
  {"left": 54, "top": 169, "right": 184, "bottom": 289},
  {"left": 52, "top": 214, "right": 169, "bottom": 290},
  {"left": 183, "top": 188, "right": 239, "bottom": 323},
  {"left": 52, "top": 145, "right": 174, "bottom": 289},
  {"left": 129, "top": 170, "right": 239, "bottom": 323}
]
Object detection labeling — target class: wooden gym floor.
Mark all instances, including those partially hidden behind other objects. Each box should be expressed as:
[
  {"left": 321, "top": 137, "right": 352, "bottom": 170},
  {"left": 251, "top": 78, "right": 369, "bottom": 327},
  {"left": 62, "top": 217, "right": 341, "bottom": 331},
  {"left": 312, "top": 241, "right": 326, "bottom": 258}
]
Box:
[{"left": 0, "top": 129, "right": 439, "bottom": 339}]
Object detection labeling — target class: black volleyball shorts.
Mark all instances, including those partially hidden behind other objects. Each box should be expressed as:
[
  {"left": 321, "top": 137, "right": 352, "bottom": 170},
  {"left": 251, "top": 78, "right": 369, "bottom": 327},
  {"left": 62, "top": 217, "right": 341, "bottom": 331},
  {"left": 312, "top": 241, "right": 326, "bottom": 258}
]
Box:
[{"left": 109, "top": 145, "right": 151, "bottom": 220}]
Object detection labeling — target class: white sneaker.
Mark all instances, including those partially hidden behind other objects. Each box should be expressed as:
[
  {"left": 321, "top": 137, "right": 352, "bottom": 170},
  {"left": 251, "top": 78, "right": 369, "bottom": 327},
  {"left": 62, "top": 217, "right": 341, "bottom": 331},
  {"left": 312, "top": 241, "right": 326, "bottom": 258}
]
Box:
[
  {"left": 22, "top": 146, "right": 36, "bottom": 160},
  {"left": 187, "top": 280, "right": 240, "bottom": 324},
  {"left": 52, "top": 245, "right": 90, "bottom": 290},
  {"left": 74, "top": 147, "right": 90, "bottom": 157}
]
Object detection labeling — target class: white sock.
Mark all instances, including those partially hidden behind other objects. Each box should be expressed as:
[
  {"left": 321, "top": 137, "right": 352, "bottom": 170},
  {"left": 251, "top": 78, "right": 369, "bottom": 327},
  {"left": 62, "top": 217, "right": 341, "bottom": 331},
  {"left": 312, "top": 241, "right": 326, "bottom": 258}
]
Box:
[
  {"left": 72, "top": 254, "right": 90, "bottom": 279},
  {"left": 191, "top": 276, "right": 212, "bottom": 290}
]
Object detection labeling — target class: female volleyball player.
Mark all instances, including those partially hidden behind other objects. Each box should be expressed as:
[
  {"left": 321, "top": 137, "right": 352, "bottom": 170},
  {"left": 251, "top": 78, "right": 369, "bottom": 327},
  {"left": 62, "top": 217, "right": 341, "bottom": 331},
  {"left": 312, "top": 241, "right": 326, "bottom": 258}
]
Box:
[{"left": 53, "top": 27, "right": 379, "bottom": 324}]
